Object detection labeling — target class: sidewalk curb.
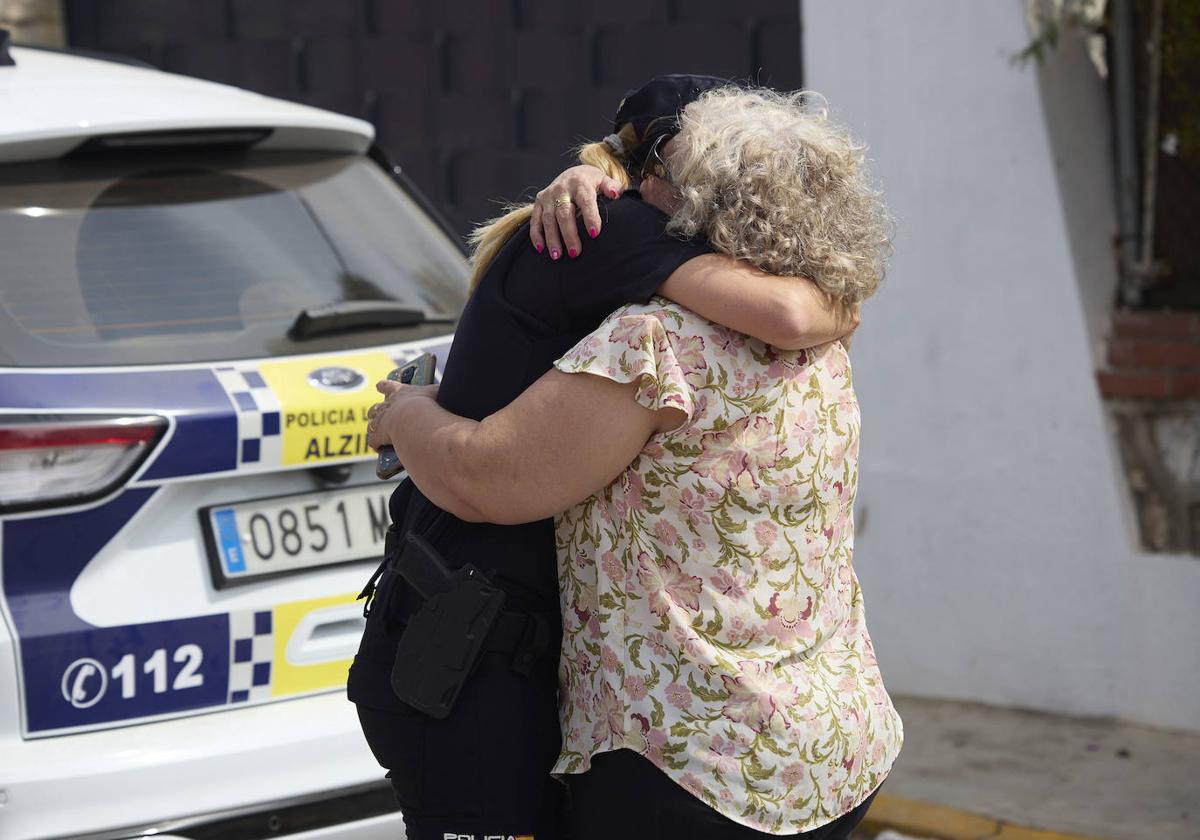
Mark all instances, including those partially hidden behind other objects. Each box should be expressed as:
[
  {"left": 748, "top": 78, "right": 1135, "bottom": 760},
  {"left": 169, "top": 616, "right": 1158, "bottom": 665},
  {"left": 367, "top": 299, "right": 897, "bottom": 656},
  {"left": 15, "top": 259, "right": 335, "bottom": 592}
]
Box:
[{"left": 861, "top": 794, "right": 1112, "bottom": 840}]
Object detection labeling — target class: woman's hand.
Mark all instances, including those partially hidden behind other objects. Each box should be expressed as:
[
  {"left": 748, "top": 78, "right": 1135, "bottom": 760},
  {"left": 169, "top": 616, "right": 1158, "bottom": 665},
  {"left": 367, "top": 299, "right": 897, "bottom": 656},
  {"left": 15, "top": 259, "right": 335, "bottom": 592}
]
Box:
[
  {"left": 365, "top": 379, "right": 439, "bottom": 451},
  {"left": 530, "top": 165, "right": 623, "bottom": 260}
]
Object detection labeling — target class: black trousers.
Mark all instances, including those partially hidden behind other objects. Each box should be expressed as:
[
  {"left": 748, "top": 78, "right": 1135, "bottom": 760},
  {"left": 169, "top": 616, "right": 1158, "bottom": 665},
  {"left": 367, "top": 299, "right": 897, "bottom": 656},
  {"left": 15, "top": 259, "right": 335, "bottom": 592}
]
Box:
[
  {"left": 568, "top": 749, "right": 880, "bottom": 840},
  {"left": 354, "top": 651, "right": 565, "bottom": 840}
]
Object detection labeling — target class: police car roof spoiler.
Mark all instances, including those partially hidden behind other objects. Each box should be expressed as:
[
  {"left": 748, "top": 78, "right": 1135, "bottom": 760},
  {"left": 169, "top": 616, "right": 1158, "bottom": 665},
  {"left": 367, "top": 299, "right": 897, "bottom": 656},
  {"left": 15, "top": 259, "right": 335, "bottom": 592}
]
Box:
[
  {"left": 69, "top": 127, "right": 273, "bottom": 155},
  {"left": 0, "top": 29, "right": 15, "bottom": 67},
  {"left": 11, "top": 40, "right": 157, "bottom": 70}
]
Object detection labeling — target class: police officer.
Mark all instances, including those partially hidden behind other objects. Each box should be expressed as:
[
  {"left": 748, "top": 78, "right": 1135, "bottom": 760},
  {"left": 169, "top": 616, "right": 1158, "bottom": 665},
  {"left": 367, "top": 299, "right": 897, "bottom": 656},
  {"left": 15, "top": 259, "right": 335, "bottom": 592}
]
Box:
[{"left": 350, "top": 75, "right": 729, "bottom": 840}]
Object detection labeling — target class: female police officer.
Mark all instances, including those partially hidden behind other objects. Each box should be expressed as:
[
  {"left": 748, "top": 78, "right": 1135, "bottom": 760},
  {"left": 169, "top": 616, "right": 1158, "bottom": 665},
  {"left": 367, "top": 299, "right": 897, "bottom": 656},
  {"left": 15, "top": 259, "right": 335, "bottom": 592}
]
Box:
[{"left": 350, "top": 75, "right": 856, "bottom": 840}]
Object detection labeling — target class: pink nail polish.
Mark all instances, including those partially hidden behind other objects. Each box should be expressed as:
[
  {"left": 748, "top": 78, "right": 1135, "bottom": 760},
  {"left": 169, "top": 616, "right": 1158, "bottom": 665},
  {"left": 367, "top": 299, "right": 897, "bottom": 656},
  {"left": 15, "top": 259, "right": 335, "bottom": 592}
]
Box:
[
  {"left": 589, "top": 227, "right": 598, "bottom": 239},
  {"left": 550, "top": 249, "right": 560, "bottom": 260},
  {"left": 568, "top": 247, "right": 578, "bottom": 258},
  {"left": 535, "top": 242, "right": 544, "bottom": 253}
]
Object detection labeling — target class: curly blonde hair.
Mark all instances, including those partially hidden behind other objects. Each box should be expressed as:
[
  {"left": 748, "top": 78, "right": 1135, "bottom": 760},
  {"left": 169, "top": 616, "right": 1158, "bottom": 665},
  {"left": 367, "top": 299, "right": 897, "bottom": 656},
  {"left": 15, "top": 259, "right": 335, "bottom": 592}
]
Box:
[{"left": 668, "top": 87, "right": 893, "bottom": 307}]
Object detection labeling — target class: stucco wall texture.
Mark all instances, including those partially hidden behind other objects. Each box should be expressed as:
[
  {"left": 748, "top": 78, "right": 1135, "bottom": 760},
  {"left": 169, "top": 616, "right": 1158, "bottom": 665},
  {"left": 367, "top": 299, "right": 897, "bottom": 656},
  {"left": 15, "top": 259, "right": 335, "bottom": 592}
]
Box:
[{"left": 805, "top": 1, "right": 1200, "bottom": 733}]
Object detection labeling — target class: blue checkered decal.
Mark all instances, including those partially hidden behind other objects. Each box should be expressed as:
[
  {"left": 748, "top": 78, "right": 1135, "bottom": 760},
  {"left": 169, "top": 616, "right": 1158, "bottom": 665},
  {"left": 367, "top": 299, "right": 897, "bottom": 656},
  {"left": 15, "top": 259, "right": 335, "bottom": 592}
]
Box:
[
  {"left": 228, "top": 609, "right": 273, "bottom": 702},
  {"left": 214, "top": 366, "right": 283, "bottom": 467}
]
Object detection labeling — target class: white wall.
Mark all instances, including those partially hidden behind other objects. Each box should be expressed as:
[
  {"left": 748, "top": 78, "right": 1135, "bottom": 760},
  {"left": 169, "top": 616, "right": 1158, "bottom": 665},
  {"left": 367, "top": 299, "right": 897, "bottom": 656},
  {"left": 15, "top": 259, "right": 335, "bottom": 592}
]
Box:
[{"left": 803, "top": 0, "right": 1200, "bottom": 733}]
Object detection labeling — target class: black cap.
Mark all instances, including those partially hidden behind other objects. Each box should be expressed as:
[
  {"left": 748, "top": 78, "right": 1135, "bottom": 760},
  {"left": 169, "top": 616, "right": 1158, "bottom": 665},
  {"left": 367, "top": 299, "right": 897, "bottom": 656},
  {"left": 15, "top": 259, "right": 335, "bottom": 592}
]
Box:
[{"left": 612, "top": 74, "right": 730, "bottom": 165}]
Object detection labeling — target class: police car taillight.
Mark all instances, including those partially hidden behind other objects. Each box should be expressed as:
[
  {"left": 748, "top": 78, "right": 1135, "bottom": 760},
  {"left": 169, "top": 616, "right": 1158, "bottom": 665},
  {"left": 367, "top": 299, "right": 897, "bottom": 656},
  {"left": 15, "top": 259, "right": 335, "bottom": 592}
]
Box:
[{"left": 0, "top": 415, "right": 166, "bottom": 512}]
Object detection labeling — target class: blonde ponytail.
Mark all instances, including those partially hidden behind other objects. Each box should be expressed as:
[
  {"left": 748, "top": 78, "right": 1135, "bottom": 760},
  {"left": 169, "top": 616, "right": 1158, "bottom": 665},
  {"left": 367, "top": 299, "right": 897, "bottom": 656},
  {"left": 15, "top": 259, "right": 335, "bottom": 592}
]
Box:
[{"left": 466, "top": 124, "right": 639, "bottom": 291}]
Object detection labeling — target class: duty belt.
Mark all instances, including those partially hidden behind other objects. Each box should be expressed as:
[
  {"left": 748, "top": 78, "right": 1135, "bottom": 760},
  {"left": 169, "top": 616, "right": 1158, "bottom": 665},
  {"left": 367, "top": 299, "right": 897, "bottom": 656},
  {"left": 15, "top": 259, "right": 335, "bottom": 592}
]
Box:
[{"left": 358, "top": 525, "right": 553, "bottom": 678}]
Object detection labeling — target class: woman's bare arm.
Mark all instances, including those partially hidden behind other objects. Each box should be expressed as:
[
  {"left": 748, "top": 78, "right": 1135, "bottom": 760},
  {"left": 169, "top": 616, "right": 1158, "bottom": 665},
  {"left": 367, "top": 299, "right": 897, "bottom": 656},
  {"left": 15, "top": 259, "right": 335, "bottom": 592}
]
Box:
[
  {"left": 529, "top": 165, "right": 858, "bottom": 350},
  {"left": 367, "top": 373, "right": 681, "bottom": 525},
  {"left": 660, "top": 255, "right": 857, "bottom": 350}
]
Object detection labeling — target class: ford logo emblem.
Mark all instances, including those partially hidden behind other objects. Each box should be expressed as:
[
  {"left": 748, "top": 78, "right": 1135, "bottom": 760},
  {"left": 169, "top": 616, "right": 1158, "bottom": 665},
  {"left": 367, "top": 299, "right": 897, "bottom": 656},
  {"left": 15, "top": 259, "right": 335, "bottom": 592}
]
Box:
[{"left": 307, "top": 366, "right": 366, "bottom": 392}]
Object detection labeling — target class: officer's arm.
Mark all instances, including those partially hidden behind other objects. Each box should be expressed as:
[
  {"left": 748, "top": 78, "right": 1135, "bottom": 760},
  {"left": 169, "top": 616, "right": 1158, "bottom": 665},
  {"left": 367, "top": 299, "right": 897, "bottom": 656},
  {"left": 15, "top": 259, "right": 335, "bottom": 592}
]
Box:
[{"left": 385, "top": 371, "right": 680, "bottom": 525}]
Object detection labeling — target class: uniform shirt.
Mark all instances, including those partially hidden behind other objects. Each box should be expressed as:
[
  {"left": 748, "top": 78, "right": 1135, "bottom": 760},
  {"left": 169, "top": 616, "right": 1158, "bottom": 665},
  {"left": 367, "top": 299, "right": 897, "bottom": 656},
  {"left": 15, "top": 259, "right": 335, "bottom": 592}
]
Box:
[
  {"left": 348, "top": 194, "right": 711, "bottom": 711},
  {"left": 551, "top": 299, "right": 903, "bottom": 834}
]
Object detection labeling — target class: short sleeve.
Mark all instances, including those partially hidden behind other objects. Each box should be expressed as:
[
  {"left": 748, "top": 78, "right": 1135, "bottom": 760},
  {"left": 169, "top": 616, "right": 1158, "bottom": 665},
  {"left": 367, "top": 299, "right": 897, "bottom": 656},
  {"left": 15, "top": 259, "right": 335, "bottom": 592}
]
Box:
[{"left": 554, "top": 304, "right": 695, "bottom": 432}]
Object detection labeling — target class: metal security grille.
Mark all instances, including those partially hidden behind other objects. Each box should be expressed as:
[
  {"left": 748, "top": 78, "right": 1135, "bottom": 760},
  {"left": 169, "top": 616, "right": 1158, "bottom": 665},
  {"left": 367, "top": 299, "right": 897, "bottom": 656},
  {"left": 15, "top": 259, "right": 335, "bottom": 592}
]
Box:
[{"left": 64, "top": 0, "right": 802, "bottom": 241}]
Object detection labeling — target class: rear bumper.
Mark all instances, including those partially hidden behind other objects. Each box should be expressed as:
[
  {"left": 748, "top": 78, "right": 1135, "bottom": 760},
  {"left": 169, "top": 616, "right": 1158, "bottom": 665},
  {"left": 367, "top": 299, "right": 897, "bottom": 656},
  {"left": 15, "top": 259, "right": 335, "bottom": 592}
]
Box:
[
  {"left": 46, "top": 784, "right": 403, "bottom": 840},
  {"left": 0, "top": 692, "right": 398, "bottom": 840}
]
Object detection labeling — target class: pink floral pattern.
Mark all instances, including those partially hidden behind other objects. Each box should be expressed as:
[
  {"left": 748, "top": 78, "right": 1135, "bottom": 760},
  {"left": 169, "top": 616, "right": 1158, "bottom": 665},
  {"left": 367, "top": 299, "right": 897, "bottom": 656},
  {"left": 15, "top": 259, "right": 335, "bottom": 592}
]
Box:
[{"left": 552, "top": 300, "right": 903, "bottom": 834}]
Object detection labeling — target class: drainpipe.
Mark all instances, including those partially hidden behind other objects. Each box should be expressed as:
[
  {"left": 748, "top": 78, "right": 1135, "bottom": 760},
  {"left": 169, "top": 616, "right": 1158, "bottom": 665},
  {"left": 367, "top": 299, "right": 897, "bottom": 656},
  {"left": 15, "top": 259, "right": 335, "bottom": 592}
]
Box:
[
  {"left": 1110, "top": 0, "right": 1142, "bottom": 304},
  {"left": 1137, "top": 0, "right": 1164, "bottom": 278}
]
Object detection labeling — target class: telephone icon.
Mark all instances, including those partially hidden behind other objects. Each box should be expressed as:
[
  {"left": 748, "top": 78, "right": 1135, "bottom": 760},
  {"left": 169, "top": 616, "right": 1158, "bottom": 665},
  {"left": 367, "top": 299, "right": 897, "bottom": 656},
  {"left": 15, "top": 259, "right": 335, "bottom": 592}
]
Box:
[{"left": 61, "top": 657, "right": 108, "bottom": 709}]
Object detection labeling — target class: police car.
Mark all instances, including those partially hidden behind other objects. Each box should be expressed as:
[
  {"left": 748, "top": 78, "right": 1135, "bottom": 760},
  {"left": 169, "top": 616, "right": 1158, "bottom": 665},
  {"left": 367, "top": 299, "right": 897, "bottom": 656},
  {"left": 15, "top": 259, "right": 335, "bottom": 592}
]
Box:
[{"left": 0, "top": 35, "right": 465, "bottom": 840}]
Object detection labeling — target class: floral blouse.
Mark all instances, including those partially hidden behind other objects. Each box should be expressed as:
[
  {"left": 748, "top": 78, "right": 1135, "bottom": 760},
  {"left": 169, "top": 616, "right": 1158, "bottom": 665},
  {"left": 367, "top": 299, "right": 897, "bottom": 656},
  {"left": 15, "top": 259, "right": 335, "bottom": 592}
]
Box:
[{"left": 551, "top": 299, "right": 903, "bottom": 834}]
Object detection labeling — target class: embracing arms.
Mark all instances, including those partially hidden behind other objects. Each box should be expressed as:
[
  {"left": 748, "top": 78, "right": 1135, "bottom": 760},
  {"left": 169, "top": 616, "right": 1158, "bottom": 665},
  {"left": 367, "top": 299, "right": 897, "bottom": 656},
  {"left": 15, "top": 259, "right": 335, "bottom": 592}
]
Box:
[
  {"left": 367, "top": 373, "right": 677, "bottom": 525},
  {"left": 528, "top": 165, "right": 858, "bottom": 350},
  {"left": 661, "top": 255, "right": 856, "bottom": 351}
]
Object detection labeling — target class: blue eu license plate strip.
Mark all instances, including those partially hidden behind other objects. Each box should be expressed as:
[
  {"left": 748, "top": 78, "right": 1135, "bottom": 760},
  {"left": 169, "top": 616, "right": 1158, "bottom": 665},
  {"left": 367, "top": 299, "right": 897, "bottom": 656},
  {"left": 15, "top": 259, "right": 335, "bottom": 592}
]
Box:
[{"left": 212, "top": 508, "right": 246, "bottom": 575}]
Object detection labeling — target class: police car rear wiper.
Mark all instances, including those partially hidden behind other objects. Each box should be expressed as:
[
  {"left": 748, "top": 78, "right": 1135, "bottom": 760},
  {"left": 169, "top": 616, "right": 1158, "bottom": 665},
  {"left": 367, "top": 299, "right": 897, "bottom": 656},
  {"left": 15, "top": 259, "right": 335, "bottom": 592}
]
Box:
[{"left": 288, "top": 301, "right": 456, "bottom": 341}]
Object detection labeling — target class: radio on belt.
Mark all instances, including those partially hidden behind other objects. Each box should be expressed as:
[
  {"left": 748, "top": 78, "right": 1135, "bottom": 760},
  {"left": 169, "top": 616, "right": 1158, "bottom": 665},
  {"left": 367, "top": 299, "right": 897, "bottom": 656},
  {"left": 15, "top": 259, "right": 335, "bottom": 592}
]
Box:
[{"left": 375, "top": 353, "right": 437, "bottom": 480}]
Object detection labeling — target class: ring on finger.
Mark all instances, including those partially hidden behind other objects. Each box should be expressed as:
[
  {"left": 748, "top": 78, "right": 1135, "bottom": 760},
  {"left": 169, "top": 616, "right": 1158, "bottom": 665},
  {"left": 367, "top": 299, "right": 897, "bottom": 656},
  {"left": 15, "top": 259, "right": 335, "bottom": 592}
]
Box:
[{"left": 552, "top": 194, "right": 572, "bottom": 208}]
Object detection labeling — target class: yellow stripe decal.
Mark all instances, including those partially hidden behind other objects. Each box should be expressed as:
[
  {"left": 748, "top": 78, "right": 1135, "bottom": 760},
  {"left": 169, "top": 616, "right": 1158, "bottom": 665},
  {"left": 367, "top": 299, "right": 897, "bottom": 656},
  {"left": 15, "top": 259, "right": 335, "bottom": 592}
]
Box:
[
  {"left": 270, "top": 592, "right": 361, "bottom": 697},
  {"left": 257, "top": 351, "right": 397, "bottom": 466}
]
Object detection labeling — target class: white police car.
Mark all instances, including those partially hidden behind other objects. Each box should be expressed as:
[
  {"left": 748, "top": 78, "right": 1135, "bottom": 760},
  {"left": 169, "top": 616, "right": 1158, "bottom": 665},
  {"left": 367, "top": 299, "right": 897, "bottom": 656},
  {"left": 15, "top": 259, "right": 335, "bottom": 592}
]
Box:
[{"left": 0, "top": 35, "right": 465, "bottom": 840}]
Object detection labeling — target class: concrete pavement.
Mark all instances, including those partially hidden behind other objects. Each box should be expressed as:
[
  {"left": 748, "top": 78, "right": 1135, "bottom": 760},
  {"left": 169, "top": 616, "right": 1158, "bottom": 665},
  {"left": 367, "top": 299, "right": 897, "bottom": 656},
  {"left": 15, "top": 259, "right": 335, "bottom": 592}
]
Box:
[{"left": 850, "top": 695, "right": 1198, "bottom": 840}]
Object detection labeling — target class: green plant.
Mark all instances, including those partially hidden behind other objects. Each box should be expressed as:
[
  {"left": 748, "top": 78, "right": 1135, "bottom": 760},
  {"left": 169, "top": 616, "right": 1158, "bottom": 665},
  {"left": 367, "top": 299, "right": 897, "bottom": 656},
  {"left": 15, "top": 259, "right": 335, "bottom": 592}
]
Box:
[{"left": 1015, "top": 0, "right": 1109, "bottom": 71}]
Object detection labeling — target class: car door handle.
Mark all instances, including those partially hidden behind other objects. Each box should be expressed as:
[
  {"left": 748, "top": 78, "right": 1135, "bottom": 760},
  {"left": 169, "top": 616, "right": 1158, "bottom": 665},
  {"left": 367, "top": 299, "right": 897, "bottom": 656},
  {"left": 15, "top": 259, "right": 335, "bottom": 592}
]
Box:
[{"left": 284, "top": 603, "right": 366, "bottom": 666}]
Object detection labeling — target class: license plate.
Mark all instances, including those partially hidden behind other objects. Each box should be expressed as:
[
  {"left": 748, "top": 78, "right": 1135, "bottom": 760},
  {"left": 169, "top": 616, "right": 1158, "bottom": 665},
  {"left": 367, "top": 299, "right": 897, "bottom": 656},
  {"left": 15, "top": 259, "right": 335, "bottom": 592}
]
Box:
[{"left": 201, "top": 484, "right": 392, "bottom": 588}]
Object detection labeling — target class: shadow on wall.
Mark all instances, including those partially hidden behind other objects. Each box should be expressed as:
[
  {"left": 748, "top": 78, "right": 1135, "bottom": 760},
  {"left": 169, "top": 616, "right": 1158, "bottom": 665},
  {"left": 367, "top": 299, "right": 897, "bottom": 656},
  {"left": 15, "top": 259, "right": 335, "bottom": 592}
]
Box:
[{"left": 1029, "top": 33, "right": 1120, "bottom": 368}]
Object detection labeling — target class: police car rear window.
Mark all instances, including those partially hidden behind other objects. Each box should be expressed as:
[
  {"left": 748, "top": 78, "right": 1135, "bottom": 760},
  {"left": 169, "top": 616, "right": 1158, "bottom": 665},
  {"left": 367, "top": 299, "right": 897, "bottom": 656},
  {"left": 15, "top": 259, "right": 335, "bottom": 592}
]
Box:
[{"left": 0, "top": 151, "right": 467, "bottom": 367}]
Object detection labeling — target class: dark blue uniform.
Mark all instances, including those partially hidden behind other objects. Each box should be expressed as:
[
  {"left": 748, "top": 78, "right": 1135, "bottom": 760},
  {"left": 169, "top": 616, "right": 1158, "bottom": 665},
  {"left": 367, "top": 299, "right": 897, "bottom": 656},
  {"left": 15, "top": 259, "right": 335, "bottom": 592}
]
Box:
[{"left": 349, "top": 194, "right": 709, "bottom": 840}]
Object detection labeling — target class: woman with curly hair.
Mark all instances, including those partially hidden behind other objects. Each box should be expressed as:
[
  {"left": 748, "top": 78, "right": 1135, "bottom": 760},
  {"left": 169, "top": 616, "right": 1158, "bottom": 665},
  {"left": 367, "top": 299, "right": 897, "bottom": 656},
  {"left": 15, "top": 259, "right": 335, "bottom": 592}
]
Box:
[
  {"left": 367, "top": 84, "right": 900, "bottom": 839},
  {"left": 352, "top": 75, "right": 858, "bottom": 840}
]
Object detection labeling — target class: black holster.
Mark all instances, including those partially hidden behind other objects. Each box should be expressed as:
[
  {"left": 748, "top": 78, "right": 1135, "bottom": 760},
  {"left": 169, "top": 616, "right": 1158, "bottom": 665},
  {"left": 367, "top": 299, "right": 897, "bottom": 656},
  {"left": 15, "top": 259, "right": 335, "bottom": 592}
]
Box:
[{"left": 375, "top": 526, "right": 553, "bottom": 719}]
